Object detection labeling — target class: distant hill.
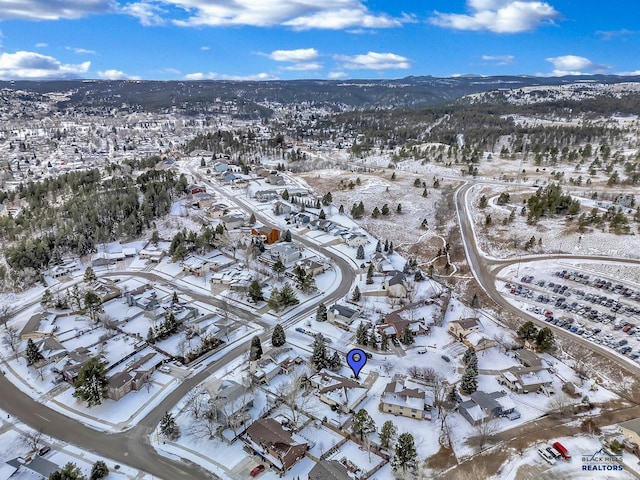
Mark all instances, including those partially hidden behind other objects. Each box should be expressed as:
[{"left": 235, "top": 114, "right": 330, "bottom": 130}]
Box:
[{"left": 2, "top": 75, "right": 640, "bottom": 114}]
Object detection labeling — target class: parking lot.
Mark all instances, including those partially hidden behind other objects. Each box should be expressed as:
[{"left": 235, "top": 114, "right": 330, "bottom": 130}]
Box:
[{"left": 504, "top": 269, "right": 640, "bottom": 362}]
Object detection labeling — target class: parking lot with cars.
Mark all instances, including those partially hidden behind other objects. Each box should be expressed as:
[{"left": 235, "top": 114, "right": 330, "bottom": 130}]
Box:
[{"left": 504, "top": 268, "right": 640, "bottom": 362}]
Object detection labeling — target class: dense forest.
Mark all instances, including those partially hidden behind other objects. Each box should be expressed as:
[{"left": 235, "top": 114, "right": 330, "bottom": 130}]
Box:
[{"left": 1, "top": 159, "right": 186, "bottom": 282}]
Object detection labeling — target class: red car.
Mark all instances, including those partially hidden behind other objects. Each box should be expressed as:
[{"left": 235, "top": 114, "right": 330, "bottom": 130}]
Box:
[{"left": 250, "top": 465, "right": 265, "bottom": 477}]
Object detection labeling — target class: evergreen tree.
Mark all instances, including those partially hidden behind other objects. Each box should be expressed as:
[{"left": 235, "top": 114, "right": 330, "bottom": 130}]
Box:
[
  {"left": 159, "top": 411, "right": 180, "bottom": 440},
  {"left": 83, "top": 291, "right": 103, "bottom": 322},
  {"left": 272, "top": 324, "right": 286, "bottom": 347},
  {"left": 366, "top": 263, "right": 375, "bottom": 284},
  {"left": 368, "top": 326, "right": 378, "bottom": 350},
  {"left": 356, "top": 245, "right": 365, "bottom": 259},
  {"left": 272, "top": 260, "right": 286, "bottom": 277},
  {"left": 396, "top": 203, "right": 402, "bottom": 213},
  {"left": 279, "top": 282, "right": 300, "bottom": 307},
  {"left": 311, "top": 334, "right": 328, "bottom": 370},
  {"left": 267, "top": 287, "right": 282, "bottom": 312},
  {"left": 380, "top": 420, "right": 398, "bottom": 449},
  {"left": 352, "top": 409, "right": 376, "bottom": 440},
  {"left": 391, "top": 171, "right": 397, "bottom": 180},
  {"left": 41, "top": 289, "right": 53, "bottom": 307},
  {"left": 471, "top": 293, "right": 479, "bottom": 308},
  {"left": 339, "top": 204, "right": 344, "bottom": 215},
  {"left": 388, "top": 242, "right": 394, "bottom": 254},
  {"left": 316, "top": 303, "right": 327, "bottom": 322},
  {"left": 380, "top": 331, "right": 390, "bottom": 351},
  {"left": 536, "top": 327, "right": 555, "bottom": 353},
  {"left": 49, "top": 462, "right": 85, "bottom": 480},
  {"left": 73, "top": 358, "right": 108, "bottom": 407},
  {"left": 146, "top": 327, "right": 155, "bottom": 344},
  {"left": 422, "top": 188, "right": 428, "bottom": 197},
  {"left": 250, "top": 336, "right": 263, "bottom": 361},
  {"left": 400, "top": 325, "right": 414, "bottom": 345},
  {"left": 351, "top": 285, "right": 361, "bottom": 302},
  {"left": 151, "top": 230, "right": 160, "bottom": 246},
  {"left": 375, "top": 240, "right": 382, "bottom": 253},
  {"left": 283, "top": 229, "right": 292, "bottom": 242},
  {"left": 26, "top": 338, "right": 44, "bottom": 366},
  {"left": 248, "top": 213, "right": 256, "bottom": 225},
  {"left": 83, "top": 266, "right": 97, "bottom": 284},
  {"left": 517, "top": 321, "right": 538, "bottom": 341},
  {"left": 328, "top": 350, "right": 341, "bottom": 370},
  {"left": 247, "top": 279, "right": 265, "bottom": 303},
  {"left": 281, "top": 189, "right": 289, "bottom": 201},
  {"left": 462, "top": 347, "right": 477, "bottom": 369},
  {"left": 172, "top": 290, "right": 179, "bottom": 304},
  {"left": 479, "top": 195, "right": 488, "bottom": 208},
  {"left": 392, "top": 433, "right": 417, "bottom": 472},
  {"left": 414, "top": 270, "right": 424, "bottom": 282},
  {"left": 384, "top": 239, "right": 389, "bottom": 252},
  {"left": 381, "top": 204, "right": 390, "bottom": 216},
  {"left": 371, "top": 206, "right": 380, "bottom": 218},
  {"left": 356, "top": 322, "right": 369, "bottom": 346},
  {"left": 319, "top": 209, "right": 326, "bottom": 220},
  {"left": 90, "top": 460, "right": 109, "bottom": 480},
  {"left": 461, "top": 367, "right": 478, "bottom": 394},
  {"left": 448, "top": 385, "right": 458, "bottom": 403}
]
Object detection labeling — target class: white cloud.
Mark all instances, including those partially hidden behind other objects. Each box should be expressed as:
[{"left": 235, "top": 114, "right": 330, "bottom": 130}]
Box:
[
  {"left": 267, "top": 48, "right": 318, "bottom": 63},
  {"left": 66, "top": 46, "right": 96, "bottom": 55},
  {"left": 97, "top": 69, "right": 141, "bottom": 80},
  {"left": 481, "top": 54, "right": 515, "bottom": 65},
  {"left": 545, "top": 55, "right": 609, "bottom": 76},
  {"left": 0, "top": 0, "right": 115, "bottom": 20},
  {"left": 281, "top": 62, "right": 323, "bottom": 71},
  {"left": 35, "top": 43, "right": 49, "bottom": 48},
  {"left": 184, "top": 72, "right": 277, "bottom": 81},
  {"left": 335, "top": 51, "right": 412, "bottom": 70},
  {"left": 121, "top": 1, "right": 165, "bottom": 26},
  {"left": 161, "top": 67, "right": 181, "bottom": 75},
  {"left": 431, "top": 0, "right": 560, "bottom": 33},
  {"left": 596, "top": 29, "right": 638, "bottom": 40},
  {"left": 0, "top": 51, "right": 90, "bottom": 79},
  {"left": 328, "top": 71, "right": 348, "bottom": 79},
  {"left": 200, "top": 46, "right": 210, "bottom": 51},
  {"left": 128, "top": 0, "right": 408, "bottom": 30}
]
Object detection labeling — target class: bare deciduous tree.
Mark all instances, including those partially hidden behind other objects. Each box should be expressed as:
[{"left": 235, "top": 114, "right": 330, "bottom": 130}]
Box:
[
  {"left": 3, "top": 325, "right": 20, "bottom": 356},
  {"left": 473, "top": 420, "right": 497, "bottom": 452},
  {"left": 186, "top": 387, "right": 208, "bottom": 420},
  {"left": 23, "top": 430, "right": 43, "bottom": 451}
]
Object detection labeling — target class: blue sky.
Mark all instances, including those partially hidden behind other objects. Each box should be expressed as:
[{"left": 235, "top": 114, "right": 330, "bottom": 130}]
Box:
[{"left": 0, "top": 0, "right": 638, "bottom": 80}]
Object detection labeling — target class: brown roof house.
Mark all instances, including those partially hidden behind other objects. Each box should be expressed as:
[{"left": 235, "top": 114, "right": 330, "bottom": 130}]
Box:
[
  {"left": 245, "top": 418, "right": 308, "bottom": 473},
  {"left": 380, "top": 379, "right": 434, "bottom": 420},
  {"left": 309, "top": 371, "right": 368, "bottom": 413},
  {"left": 448, "top": 318, "right": 481, "bottom": 341},
  {"left": 308, "top": 460, "right": 351, "bottom": 480},
  {"left": 379, "top": 311, "right": 429, "bottom": 338}
]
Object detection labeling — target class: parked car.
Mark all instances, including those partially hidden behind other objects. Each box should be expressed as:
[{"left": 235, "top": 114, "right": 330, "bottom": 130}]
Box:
[
  {"left": 250, "top": 465, "right": 265, "bottom": 477},
  {"left": 38, "top": 446, "right": 50, "bottom": 456},
  {"left": 441, "top": 355, "right": 451, "bottom": 362}
]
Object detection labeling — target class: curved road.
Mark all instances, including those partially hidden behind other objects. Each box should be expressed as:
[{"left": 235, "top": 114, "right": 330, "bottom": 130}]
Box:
[
  {"left": 455, "top": 181, "right": 640, "bottom": 378},
  {"left": 0, "top": 177, "right": 356, "bottom": 479}
]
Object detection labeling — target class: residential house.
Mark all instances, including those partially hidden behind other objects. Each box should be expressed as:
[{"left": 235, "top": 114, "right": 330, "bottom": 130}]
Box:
[
  {"left": 272, "top": 201, "right": 292, "bottom": 216},
  {"left": 370, "top": 252, "right": 393, "bottom": 273},
  {"left": 269, "top": 243, "right": 302, "bottom": 265},
  {"left": 188, "top": 184, "right": 207, "bottom": 195},
  {"left": 448, "top": 318, "right": 481, "bottom": 341},
  {"left": 309, "top": 371, "right": 368, "bottom": 414},
  {"left": 515, "top": 349, "right": 544, "bottom": 368},
  {"left": 5, "top": 457, "right": 59, "bottom": 479},
  {"left": 182, "top": 254, "right": 218, "bottom": 277},
  {"left": 458, "top": 391, "right": 515, "bottom": 426},
  {"left": 192, "top": 192, "right": 214, "bottom": 208},
  {"left": 266, "top": 174, "right": 285, "bottom": 186},
  {"left": 327, "top": 304, "right": 360, "bottom": 330},
  {"left": 380, "top": 379, "right": 434, "bottom": 420},
  {"left": 220, "top": 214, "right": 245, "bottom": 230},
  {"left": 251, "top": 226, "right": 280, "bottom": 245},
  {"left": 38, "top": 337, "right": 67, "bottom": 361},
  {"left": 107, "top": 351, "right": 161, "bottom": 400},
  {"left": 497, "top": 366, "right": 554, "bottom": 394},
  {"left": 462, "top": 332, "right": 496, "bottom": 351},
  {"left": 207, "top": 203, "right": 228, "bottom": 219},
  {"left": 296, "top": 258, "right": 325, "bottom": 277},
  {"left": 245, "top": 418, "right": 308, "bottom": 472},
  {"left": 308, "top": 460, "right": 351, "bottom": 480},
  {"left": 255, "top": 190, "right": 280, "bottom": 202},
  {"left": 380, "top": 311, "right": 429, "bottom": 338},
  {"left": 138, "top": 245, "right": 165, "bottom": 262},
  {"left": 20, "top": 312, "right": 56, "bottom": 341},
  {"left": 344, "top": 233, "right": 368, "bottom": 247},
  {"left": 383, "top": 270, "right": 411, "bottom": 298},
  {"left": 251, "top": 348, "right": 302, "bottom": 384},
  {"left": 108, "top": 371, "right": 134, "bottom": 401},
  {"left": 204, "top": 379, "right": 255, "bottom": 427}
]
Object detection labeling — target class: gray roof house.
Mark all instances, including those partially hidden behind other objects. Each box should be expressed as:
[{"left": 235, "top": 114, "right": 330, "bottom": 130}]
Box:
[{"left": 308, "top": 460, "right": 351, "bottom": 480}]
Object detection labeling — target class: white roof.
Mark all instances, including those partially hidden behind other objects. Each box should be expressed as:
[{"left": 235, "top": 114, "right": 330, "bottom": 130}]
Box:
[{"left": 465, "top": 404, "right": 487, "bottom": 422}]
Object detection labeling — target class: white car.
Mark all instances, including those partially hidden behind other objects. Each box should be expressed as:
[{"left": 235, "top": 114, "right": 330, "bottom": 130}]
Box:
[
  {"left": 537, "top": 448, "right": 556, "bottom": 465},
  {"left": 159, "top": 366, "right": 171, "bottom": 374},
  {"left": 417, "top": 348, "right": 428, "bottom": 354}
]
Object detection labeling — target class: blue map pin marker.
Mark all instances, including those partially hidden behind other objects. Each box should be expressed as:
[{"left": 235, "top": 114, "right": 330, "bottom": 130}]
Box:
[{"left": 346, "top": 348, "right": 367, "bottom": 379}]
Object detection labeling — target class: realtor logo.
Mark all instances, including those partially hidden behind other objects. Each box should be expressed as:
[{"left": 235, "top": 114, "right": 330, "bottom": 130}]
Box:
[{"left": 581, "top": 448, "right": 624, "bottom": 472}]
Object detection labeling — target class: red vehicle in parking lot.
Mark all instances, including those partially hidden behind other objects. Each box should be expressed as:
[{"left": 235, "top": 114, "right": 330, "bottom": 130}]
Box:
[{"left": 250, "top": 465, "right": 265, "bottom": 477}]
